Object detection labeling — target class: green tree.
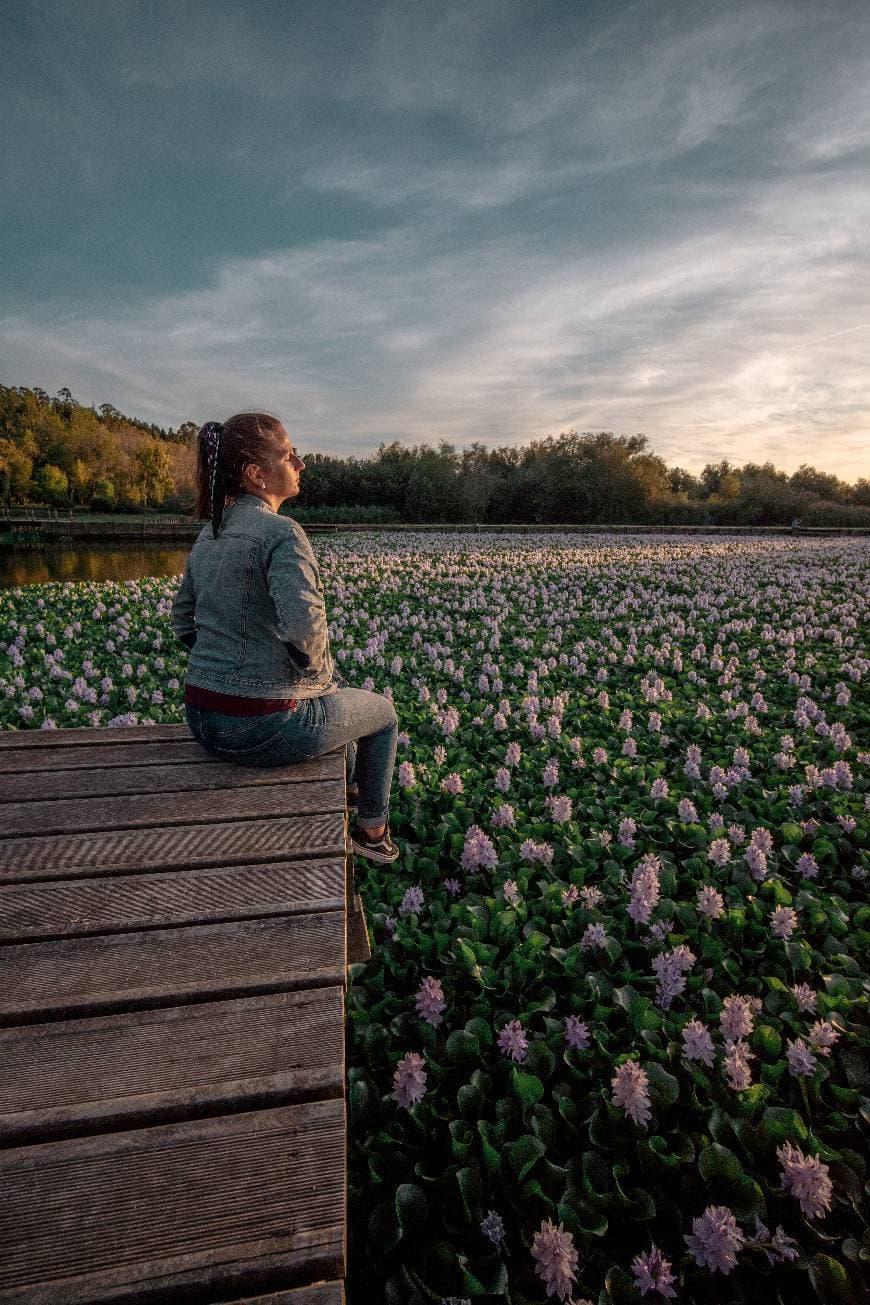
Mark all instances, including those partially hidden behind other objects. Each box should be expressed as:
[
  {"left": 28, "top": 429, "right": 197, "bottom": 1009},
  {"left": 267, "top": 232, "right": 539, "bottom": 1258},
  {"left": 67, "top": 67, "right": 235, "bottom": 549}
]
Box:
[
  {"left": 35, "top": 463, "right": 69, "bottom": 504},
  {"left": 134, "top": 437, "right": 174, "bottom": 508}
]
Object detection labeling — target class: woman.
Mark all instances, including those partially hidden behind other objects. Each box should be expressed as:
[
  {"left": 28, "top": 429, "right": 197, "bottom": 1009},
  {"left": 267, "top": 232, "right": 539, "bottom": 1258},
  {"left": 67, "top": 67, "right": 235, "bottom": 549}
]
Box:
[{"left": 171, "top": 411, "right": 399, "bottom": 863}]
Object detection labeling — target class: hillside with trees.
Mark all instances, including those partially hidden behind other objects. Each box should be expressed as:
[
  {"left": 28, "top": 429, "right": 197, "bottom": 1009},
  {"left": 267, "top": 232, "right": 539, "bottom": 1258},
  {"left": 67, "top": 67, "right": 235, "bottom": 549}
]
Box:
[{"left": 1, "top": 384, "right": 867, "bottom": 526}]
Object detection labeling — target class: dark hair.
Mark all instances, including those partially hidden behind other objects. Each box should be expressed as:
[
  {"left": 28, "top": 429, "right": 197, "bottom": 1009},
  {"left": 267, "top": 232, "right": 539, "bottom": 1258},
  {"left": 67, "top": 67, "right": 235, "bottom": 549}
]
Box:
[{"left": 193, "top": 411, "right": 285, "bottom": 536}]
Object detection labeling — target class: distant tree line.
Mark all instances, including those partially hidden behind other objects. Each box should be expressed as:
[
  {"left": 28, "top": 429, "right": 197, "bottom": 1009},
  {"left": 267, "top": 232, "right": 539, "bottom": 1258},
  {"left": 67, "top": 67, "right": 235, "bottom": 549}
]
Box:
[{"left": 1, "top": 383, "right": 868, "bottom": 526}]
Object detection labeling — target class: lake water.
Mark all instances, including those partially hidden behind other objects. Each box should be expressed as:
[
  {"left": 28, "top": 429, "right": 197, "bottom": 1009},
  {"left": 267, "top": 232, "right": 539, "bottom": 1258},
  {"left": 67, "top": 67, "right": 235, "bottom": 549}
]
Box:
[{"left": 0, "top": 546, "right": 191, "bottom": 588}]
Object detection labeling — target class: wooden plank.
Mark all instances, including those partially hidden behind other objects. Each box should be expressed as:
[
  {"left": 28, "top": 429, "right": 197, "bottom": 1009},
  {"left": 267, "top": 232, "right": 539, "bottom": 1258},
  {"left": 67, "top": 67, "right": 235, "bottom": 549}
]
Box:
[
  {"left": 0, "top": 813, "right": 348, "bottom": 883},
  {"left": 0, "top": 1100, "right": 346, "bottom": 1304},
  {"left": 0, "top": 737, "right": 208, "bottom": 772},
  {"left": 0, "top": 858, "right": 346, "bottom": 943},
  {"left": 0, "top": 746, "right": 345, "bottom": 781},
  {"left": 0, "top": 910, "right": 346, "bottom": 1025},
  {"left": 346, "top": 894, "right": 371, "bottom": 966},
  {"left": 0, "top": 761, "right": 346, "bottom": 802},
  {"left": 0, "top": 724, "right": 191, "bottom": 747},
  {"left": 0, "top": 780, "right": 345, "bottom": 837},
  {"left": 0, "top": 988, "right": 344, "bottom": 1144},
  {"left": 230, "top": 1284, "right": 344, "bottom": 1304}
]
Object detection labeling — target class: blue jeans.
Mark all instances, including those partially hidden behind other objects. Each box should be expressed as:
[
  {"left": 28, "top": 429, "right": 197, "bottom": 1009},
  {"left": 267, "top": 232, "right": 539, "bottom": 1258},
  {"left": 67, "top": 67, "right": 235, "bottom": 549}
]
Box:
[{"left": 185, "top": 688, "right": 398, "bottom": 827}]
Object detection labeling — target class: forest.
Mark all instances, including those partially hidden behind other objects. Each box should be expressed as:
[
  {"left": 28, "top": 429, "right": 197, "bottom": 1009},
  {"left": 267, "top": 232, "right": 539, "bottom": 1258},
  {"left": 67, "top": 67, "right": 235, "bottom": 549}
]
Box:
[{"left": 1, "top": 383, "right": 868, "bottom": 526}]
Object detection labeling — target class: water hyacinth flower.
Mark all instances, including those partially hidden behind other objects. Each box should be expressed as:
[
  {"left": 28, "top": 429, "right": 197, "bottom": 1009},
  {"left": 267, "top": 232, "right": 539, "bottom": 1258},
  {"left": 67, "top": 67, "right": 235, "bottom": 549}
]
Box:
[
  {"left": 530, "top": 1218, "right": 579, "bottom": 1302},
  {"left": 579, "top": 884, "right": 603, "bottom": 909},
  {"left": 777, "top": 1142, "right": 833, "bottom": 1219},
  {"left": 720, "top": 994, "right": 759, "bottom": 1042},
  {"left": 491, "top": 802, "right": 515, "bottom": 828},
  {"left": 682, "top": 1018, "right": 715, "bottom": 1067},
  {"left": 581, "top": 922, "right": 608, "bottom": 951},
  {"left": 504, "top": 741, "right": 522, "bottom": 766},
  {"left": 723, "top": 1039, "right": 755, "bottom": 1090},
  {"left": 796, "top": 852, "right": 819, "bottom": 879},
  {"left": 652, "top": 944, "right": 695, "bottom": 1010},
  {"left": 494, "top": 767, "right": 511, "bottom": 792},
  {"left": 707, "top": 838, "right": 731, "bottom": 867},
  {"left": 501, "top": 879, "right": 521, "bottom": 906},
  {"left": 441, "top": 772, "right": 464, "bottom": 794},
  {"left": 480, "top": 1210, "right": 505, "bottom": 1245},
  {"left": 592, "top": 746, "right": 608, "bottom": 765},
  {"left": 786, "top": 1038, "right": 818, "bottom": 1077},
  {"left": 618, "top": 816, "right": 637, "bottom": 847},
  {"left": 697, "top": 885, "right": 724, "bottom": 919},
  {"left": 460, "top": 825, "right": 498, "bottom": 872},
  {"left": 808, "top": 1020, "right": 840, "bottom": 1056},
  {"left": 415, "top": 976, "right": 446, "bottom": 1027},
  {"left": 392, "top": 1051, "right": 427, "bottom": 1108},
  {"left": 561, "top": 884, "right": 579, "bottom": 907},
  {"left": 677, "top": 797, "right": 698, "bottom": 822},
  {"left": 546, "top": 793, "right": 572, "bottom": 823},
  {"left": 631, "top": 1245, "right": 677, "bottom": 1298},
  {"left": 497, "top": 1019, "right": 528, "bottom": 1062},
  {"left": 628, "top": 853, "right": 662, "bottom": 925},
  {"left": 611, "top": 1059, "right": 652, "bottom": 1125},
  {"left": 443, "top": 877, "right": 461, "bottom": 895},
  {"left": 792, "top": 983, "right": 817, "bottom": 1013},
  {"left": 649, "top": 777, "right": 669, "bottom": 800},
  {"left": 397, "top": 760, "right": 416, "bottom": 789},
  {"left": 684, "top": 1205, "right": 745, "bottom": 1274},
  {"left": 744, "top": 843, "right": 768, "bottom": 881},
  {"left": 564, "top": 1014, "right": 590, "bottom": 1049},
  {"left": 770, "top": 905, "right": 798, "bottom": 939},
  {"left": 399, "top": 885, "right": 425, "bottom": 916},
  {"left": 520, "top": 838, "right": 554, "bottom": 866}
]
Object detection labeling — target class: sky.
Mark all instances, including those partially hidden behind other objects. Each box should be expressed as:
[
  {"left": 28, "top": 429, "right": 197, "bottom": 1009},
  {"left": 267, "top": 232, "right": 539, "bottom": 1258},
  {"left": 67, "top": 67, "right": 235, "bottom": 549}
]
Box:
[{"left": 1, "top": 0, "right": 869, "bottom": 479}]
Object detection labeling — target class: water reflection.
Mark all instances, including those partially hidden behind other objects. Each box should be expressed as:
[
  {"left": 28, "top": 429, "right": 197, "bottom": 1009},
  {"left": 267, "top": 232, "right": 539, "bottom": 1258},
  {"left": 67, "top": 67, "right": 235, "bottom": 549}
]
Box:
[{"left": 0, "top": 547, "right": 191, "bottom": 588}]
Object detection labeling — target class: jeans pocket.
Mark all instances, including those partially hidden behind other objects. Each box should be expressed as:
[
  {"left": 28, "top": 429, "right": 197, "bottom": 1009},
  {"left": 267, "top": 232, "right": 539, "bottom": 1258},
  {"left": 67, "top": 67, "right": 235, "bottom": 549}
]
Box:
[{"left": 207, "top": 732, "right": 290, "bottom": 767}]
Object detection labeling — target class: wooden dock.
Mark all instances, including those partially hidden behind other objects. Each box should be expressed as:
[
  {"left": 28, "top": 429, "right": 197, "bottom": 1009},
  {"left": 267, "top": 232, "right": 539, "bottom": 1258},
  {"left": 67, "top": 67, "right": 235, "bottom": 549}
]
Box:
[{"left": 0, "top": 724, "right": 368, "bottom": 1304}]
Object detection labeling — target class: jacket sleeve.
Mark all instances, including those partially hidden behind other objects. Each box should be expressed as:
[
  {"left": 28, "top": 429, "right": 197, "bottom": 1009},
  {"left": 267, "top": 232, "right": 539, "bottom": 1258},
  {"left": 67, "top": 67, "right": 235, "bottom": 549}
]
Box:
[
  {"left": 267, "top": 528, "right": 330, "bottom": 674},
  {"left": 171, "top": 560, "right": 197, "bottom": 649}
]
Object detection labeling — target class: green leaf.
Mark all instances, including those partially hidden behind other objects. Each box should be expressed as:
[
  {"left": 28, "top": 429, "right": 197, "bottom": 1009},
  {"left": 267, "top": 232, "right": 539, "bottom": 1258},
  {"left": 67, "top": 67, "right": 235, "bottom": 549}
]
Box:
[
  {"left": 754, "top": 1106, "right": 809, "bottom": 1155},
  {"left": 809, "top": 1253, "right": 855, "bottom": 1304},
  {"left": 752, "top": 1024, "right": 783, "bottom": 1058},
  {"left": 455, "top": 1165, "right": 481, "bottom": 1223},
  {"left": 512, "top": 1068, "right": 545, "bottom": 1106},
  {"left": 477, "top": 1120, "right": 501, "bottom": 1175},
  {"left": 645, "top": 1061, "right": 679, "bottom": 1109},
  {"left": 458, "top": 1083, "right": 483, "bottom": 1121},
  {"left": 367, "top": 1199, "right": 401, "bottom": 1256},
  {"left": 699, "top": 1142, "right": 744, "bottom": 1188},
  {"left": 445, "top": 1030, "right": 480, "bottom": 1066},
  {"left": 505, "top": 1133, "right": 546, "bottom": 1183},
  {"left": 395, "top": 1183, "right": 427, "bottom": 1236}
]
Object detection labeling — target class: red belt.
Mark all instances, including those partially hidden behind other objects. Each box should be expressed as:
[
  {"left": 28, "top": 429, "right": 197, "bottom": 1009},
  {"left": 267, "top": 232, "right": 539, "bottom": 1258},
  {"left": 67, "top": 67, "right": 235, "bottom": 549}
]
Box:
[{"left": 184, "top": 683, "right": 298, "bottom": 716}]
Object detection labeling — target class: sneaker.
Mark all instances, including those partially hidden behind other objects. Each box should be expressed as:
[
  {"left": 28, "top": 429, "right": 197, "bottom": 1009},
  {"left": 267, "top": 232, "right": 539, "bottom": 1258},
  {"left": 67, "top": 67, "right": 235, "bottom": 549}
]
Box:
[{"left": 351, "top": 823, "right": 400, "bottom": 864}]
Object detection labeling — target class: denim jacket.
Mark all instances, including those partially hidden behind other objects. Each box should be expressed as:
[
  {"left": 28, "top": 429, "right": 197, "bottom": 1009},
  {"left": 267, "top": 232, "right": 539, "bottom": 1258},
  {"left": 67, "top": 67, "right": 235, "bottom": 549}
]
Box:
[{"left": 170, "top": 494, "right": 335, "bottom": 699}]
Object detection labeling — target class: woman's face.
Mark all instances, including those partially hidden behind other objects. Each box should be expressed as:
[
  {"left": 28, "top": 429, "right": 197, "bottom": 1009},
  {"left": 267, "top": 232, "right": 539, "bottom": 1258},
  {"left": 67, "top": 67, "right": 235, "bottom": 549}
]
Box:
[{"left": 245, "top": 427, "right": 305, "bottom": 504}]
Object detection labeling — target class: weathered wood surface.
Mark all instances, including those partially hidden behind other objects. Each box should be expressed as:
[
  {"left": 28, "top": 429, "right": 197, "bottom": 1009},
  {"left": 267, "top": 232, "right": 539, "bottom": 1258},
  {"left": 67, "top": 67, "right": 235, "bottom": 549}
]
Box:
[
  {"left": 0, "top": 725, "right": 354, "bottom": 1301},
  {"left": 0, "top": 987, "right": 345, "bottom": 1144},
  {"left": 0, "top": 857, "right": 346, "bottom": 942},
  {"left": 0, "top": 813, "right": 347, "bottom": 882},
  {"left": 0, "top": 1101, "right": 346, "bottom": 1305}
]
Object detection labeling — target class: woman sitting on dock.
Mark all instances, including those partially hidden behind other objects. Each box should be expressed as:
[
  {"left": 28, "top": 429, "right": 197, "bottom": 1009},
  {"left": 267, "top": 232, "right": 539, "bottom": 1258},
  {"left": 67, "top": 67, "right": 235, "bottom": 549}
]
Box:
[{"left": 171, "top": 412, "right": 400, "bottom": 863}]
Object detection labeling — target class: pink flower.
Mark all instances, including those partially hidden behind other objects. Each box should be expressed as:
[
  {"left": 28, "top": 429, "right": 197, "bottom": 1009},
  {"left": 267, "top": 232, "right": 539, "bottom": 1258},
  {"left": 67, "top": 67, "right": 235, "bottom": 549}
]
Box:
[
  {"left": 543, "top": 758, "right": 560, "bottom": 787},
  {"left": 629, "top": 853, "right": 662, "bottom": 925},
  {"left": 770, "top": 905, "right": 798, "bottom": 940},
  {"left": 397, "top": 760, "right": 416, "bottom": 789},
  {"left": 580, "top": 884, "right": 603, "bottom": 909},
  {"left": 792, "top": 983, "right": 817, "bottom": 1013},
  {"left": 720, "top": 994, "right": 759, "bottom": 1042},
  {"left": 461, "top": 825, "right": 498, "bottom": 872},
  {"left": 494, "top": 767, "right": 511, "bottom": 792},
  {"left": 786, "top": 1038, "right": 817, "bottom": 1078},
  {"left": 707, "top": 838, "right": 731, "bottom": 866},
  {"left": 796, "top": 852, "right": 819, "bottom": 879},
  {"left": 546, "top": 794, "right": 573, "bottom": 823},
  {"left": 744, "top": 844, "right": 768, "bottom": 881},
  {"left": 650, "top": 777, "right": 669, "bottom": 800},
  {"left": 399, "top": 885, "right": 425, "bottom": 915},
  {"left": 684, "top": 1205, "right": 745, "bottom": 1274},
  {"left": 652, "top": 944, "right": 695, "bottom": 1010},
  {"left": 441, "top": 772, "right": 464, "bottom": 794},
  {"left": 682, "top": 1018, "right": 715, "bottom": 1067},
  {"left": 631, "top": 1245, "right": 677, "bottom": 1299},
  {"left": 497, "top": 1019, "right": 528, "bottom": 1062},
  {"left": 530, "top": 1218, "right": 579, "bottom": 1302},
  {"left": 581, "top": 922, "right": 608, "bottom": 951},
  {"left": 491, "top": 802, "right": 515, "bottom": 828},
  {"left": 618, "top": 816, "right": 637, "bottom": 847},
  {"left": 564, "top": 1014, "right": 590, "bottom": 1049},
  {"left": 501, "top": 879, "right": 521, "bottom": 906},
  {"left": 520, "top": 838, "right": 554, "bottom": 866},
  {"left": 723, "top": 1039, "right": 754, "bottom": 1090},
  {"left": 392, "top": 1051, "right": 427, "bottom": 1108},
  {"left": 777, "top": 1142, "right": 833, "bottom": 1219},
  {"left": 505, "top": 741, "right": 522, "bottom": 766},
  {"left": 697, "top": 885, "right": 724, "bottom": 919},
  {"left": 808, "top": 1020, "right": 840, "bottom": 1056},
  {"left": 611, "top": 1060, "right": 652, "bottom": 1125},
  {"left": 415, "top": 976, "right": 446, "bottom": 1027},
  {"left": 622, "top": 736, "right": 638, "bottom": 758},
  {"left": 592, "top": 746, "right": 608, "bottom": 765},
  {"left": 677, "top": 797, "right": 698, "bottom": 822}
]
